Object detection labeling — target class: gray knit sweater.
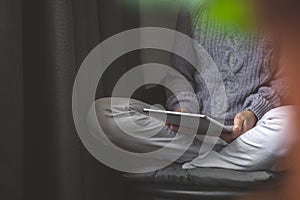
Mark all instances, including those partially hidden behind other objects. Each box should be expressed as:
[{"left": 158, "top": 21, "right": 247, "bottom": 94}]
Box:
[{"left": 165, "top": 5, "right": 284, "bottom": 125}]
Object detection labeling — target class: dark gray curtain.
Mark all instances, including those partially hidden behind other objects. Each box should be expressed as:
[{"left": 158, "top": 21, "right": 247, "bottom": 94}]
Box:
[
  {"left": 0, "top": 1, "right": 23, "bottom": 200},
  {"left": 1, "top": 0, "right": 140, "bottom": 200}
]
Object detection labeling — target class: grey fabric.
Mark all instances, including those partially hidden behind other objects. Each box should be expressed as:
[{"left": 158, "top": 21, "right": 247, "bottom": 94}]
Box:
[
  {"left": 92, "top": 97, "right": 208, "bottom": 164},
  {"left": 164, "top": 4, "right": 288, "bottom": 125},
  {"left": 92, "top": 97, "right": 291, "bottom": 172},
  {"left": 123, "top": 164, "right": 276, "bottom": 189}
]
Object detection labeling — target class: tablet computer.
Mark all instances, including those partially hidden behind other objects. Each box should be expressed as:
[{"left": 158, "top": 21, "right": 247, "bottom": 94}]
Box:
[{"left": 143, "top": 108, "right": 233, "bottom": 134}]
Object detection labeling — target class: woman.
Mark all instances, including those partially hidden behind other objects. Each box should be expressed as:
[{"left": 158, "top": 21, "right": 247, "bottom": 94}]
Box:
[{"left": 92, "top": 0, "right": 292, "bottom": 171}]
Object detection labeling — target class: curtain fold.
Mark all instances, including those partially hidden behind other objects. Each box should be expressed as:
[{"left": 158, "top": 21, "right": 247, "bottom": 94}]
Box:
[
  {"left": 24, "top": 1, "right": 82, "bottom": 199},
  {"left": 0, "top": 0, "right": 23, "bottom": 199},
  {"left": 1, "top": 0, "right": 139, "bottom": 200}
]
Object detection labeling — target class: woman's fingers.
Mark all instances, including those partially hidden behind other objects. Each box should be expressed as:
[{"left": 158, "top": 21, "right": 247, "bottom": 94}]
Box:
[
  {"left": 169, "top": 125, "right": 179, "bottom": 132},
  {"left": 233, "top": 115, "right": 244, "bottom": 137}
]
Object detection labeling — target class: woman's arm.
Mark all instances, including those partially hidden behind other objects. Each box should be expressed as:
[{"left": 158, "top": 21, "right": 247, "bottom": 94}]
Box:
[
  {"left": 243, "top": 51, "right": 288, "bottom": 121},
  {"left": 232, "top": 50, "right": 290, "bottom": 138}
]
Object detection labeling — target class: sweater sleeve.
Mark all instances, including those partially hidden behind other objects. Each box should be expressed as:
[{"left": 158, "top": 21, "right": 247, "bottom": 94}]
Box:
[
  {"left": 243, "top": 86, "right": 281, "bottom": 120},
  {"left": 164, "top": 9, "right": 201, "bottom": 113},
  {"left": 243, "top": 51, "right": 290, "bottom": 120}
]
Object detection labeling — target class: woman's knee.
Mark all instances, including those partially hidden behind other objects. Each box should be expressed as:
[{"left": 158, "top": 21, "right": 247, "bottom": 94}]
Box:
[
  {"left": 260, "top": 106, "right": 294, "bottom": 123},
  {"left": 87, "top": 98, "right": 129, "bottom": 138},
  {"left": 86, "top": 98, "right": 113, "bottom": 135}
]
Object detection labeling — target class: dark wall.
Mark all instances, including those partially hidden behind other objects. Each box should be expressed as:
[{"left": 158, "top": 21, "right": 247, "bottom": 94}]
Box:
[
  {"left": 0, "top": 0, "right": 23, "bottom": 199},
  {"left": 1, "top": 0, "right": 140, "bottom": 200}
]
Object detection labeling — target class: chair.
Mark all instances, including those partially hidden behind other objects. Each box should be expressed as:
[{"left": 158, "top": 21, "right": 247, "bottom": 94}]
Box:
[{"left": 123, "top": 163, "right": 278, "bottom": 200}]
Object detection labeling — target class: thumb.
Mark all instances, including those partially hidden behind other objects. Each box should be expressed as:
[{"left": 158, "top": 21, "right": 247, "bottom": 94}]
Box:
[
  {"left": 233, "top": 117, "right": 243, "bottom": 137},
  {"left": 170, "top": 125, "right": 179, "bottom": 132}
]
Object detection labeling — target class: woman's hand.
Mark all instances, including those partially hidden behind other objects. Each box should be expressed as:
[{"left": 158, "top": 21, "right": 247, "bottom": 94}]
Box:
[
  {"left": 232, "top": 110, "right": 258, "bottom": 139},
  {"left": 166, "top": 109, "right": 257, "bottom": 142},
  {"left": 220, "top": 110, "right": 257, "bottom": 143},
  {"left": 166, "top": 107, "right": 190, "bottom": 132}
]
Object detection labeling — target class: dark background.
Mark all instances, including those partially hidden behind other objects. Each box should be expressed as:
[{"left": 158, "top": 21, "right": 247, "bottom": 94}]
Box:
[
  {"left": 1, "top": 0, "right": 183, "bottom": 199},
  {"left": 1, "top": 0, "right": 141, "bottom": 199}
]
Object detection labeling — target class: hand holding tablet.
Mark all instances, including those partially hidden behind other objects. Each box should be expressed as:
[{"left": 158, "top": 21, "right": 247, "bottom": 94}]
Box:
[{"left": 143, "top": 108, "right": 233, "bottom": 135}]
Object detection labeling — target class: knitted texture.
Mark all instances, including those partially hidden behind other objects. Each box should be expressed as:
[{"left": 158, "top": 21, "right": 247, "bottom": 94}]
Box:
[{"left": 165, "top": 4, "right": 283, "bottom": 125}]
